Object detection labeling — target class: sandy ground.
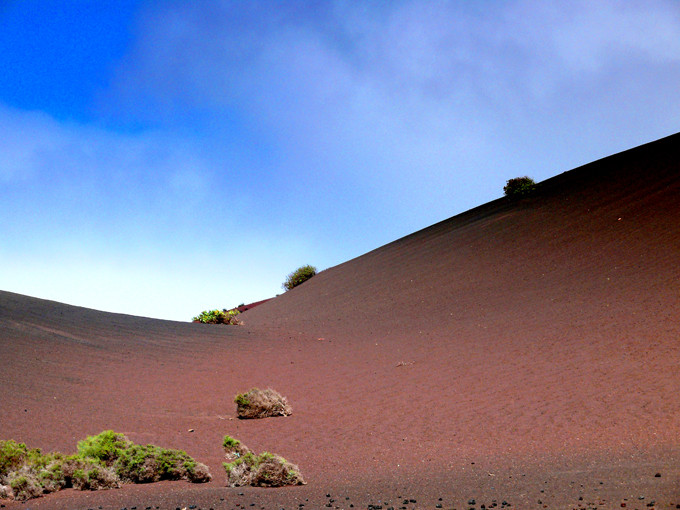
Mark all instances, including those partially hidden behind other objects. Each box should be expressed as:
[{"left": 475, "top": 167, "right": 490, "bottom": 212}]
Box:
[{"left": 1, "top": 133, "right": 680, "bottom": 509}]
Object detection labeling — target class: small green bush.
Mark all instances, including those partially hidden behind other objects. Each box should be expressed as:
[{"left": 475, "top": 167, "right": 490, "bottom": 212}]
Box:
[
  {"left": 222, "top": 436, "right": 304, "bottom": 487},
  {"left": 192, "top": 309, "right": 242, "bottom": 325},
  {"left": 77, "top": 430, "right": 131, "bottom": 465},
  {"left": 504, "top": 176, "right": 536, "bottom": 197},
  {"left": 222, "top": 436, "right": 242, "bottom": 450},
  {"left": 0, "top": 440, "right": 32, "bottom": 476},
  {"left": 282, "top": 265, "right": 317, "bottom": 291}
]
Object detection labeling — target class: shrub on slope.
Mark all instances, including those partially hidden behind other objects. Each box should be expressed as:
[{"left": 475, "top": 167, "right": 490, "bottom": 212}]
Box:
[
  {"left": 504, "top": 176, "right": 536, "bottom": 197},
  {"left": 193, "top": 308, "right": 242, "bottom": 324},
  {"left": 234, "top": 388, "right": 292, "bottom": 419},
  {"left": 282, "top": 265, "right": 317, "bottom": 291},
  {"left": 0, "top": 431, "right": 211, "bottom": 502},
  {"left": 222, "top": 435, "right": 304, "bottom": 487}
]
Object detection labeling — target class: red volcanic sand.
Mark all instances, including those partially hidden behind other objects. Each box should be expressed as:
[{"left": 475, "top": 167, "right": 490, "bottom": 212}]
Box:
[{"left": 2, "top": 134, "right": 680, "bottom": 509}]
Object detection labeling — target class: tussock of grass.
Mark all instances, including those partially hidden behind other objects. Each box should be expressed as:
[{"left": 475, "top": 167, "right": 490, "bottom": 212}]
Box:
[
  {"left": 234, "top": 388, "right": 292, "bottom": 419},
  {"left": 222, "top": 436, "right": 304, "bottom": 487},
  {"left": 223, "top": 436, "right": 249, "bottom": 462},
  {"left": 0, "top": 431, "right": 211, "bottom": 502}
]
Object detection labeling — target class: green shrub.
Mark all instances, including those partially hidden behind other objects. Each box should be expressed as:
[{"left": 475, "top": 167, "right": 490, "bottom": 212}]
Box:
[
  {"left": 504, "top": 176, "right": 536, "bottom": 197},
  {"left": 234, "top": 388, "right": 292, "bottom": 419},
  {"left": 37, "top": 459, "right": 67, "bottom": 492},
  {"left": 77, "top": 430, "right": 131, "bottom": 465},
  {"left": 223, "top": 435, "right": 250, "bottom": 465},
  {"left": 0, "top": 432, "right": 211, "bottom": 502},
  {"left": 282, "top": 265, "right": 317, "bottom": 291},
  {"left": 222, "top": 436, "right": 304, "bottom": 487},
  {"left": 115, "top": 444, "right": 163, "bottom": 483},
  {"left": 222, "top": 436, "right": 243, "bottom": 451},
  {"left": 0, "top": 440, "right": 32, "bottom": 476},
  {"left": 192, "top": 309, "right": 242, "bottom": 325},
  {"left": 114, "top": 443, "right": 208, "bottom": 484}
]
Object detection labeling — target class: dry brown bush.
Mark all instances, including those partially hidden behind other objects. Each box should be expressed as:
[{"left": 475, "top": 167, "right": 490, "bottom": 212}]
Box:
[
  {"left": 234, "top": 388, "right": 292, "bottom": 419},
  {"left": 250, "top": 454, "right": 305, "bottom": 487},
  {"left": 222, "top": 436, "right": 304, "bottom": 488},
  {"left": 187, "top": 462, "right": 212, "bottom": 483}
]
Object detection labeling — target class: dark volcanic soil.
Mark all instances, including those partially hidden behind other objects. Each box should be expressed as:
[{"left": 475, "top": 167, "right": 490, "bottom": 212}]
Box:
[{"left": 2, "top": 133, "right": 680, "bottom": 509}]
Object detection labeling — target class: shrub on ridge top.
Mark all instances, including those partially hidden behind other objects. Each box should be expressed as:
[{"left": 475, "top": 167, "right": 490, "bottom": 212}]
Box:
[
  {"left": 192, "top": 308, "right": 241, "bottom": 325},
  {"left": 503, "top": 176, "right": 536, "bottom": 197},
  {"left": 282, "top": 265, "right": 317, "bottom": 291}
]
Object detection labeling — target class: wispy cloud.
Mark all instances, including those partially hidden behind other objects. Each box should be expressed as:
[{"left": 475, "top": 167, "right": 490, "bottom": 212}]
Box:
[
  {"left": 3, "top": 0, "right": 680, "bottom": 319},
  {"left": 108, "top": 1, "right": 680, "bottom": 218}
]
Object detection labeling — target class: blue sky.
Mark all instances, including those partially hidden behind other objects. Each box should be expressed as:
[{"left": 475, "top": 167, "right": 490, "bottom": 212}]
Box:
[{"left": 2, "top": 1, "right": 679, "bottom": 321}]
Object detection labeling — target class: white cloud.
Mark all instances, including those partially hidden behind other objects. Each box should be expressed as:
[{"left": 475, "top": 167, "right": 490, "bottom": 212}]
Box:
[
  {"left": 0, "top": 103, "right": 228, "bottom": 224},
  {"left": 111, "top": 1, "right": 680, "bottom": 168},
  {"left": 549, "top": 0, "right": 680, "bottom": 73},
  {"left": 0, "top": 107, "right": 69, "bottom": 183},
  {"left": 0, "top": 103, "right": 329, "bottom": 320},
  {"left": 4, "top": 0, "right": 680, "bottom": 318}
]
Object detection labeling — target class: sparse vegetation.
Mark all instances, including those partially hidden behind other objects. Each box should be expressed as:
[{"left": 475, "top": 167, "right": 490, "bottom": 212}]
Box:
[
  {"left": 0, "top": 431, "right": 211, "bottom": 502},
  {"left": 504, "top": 176, "right": 536, "bottom": 197},
  {"left": 234, "top": 388, "right": 292, "bottom": 419},
  {"left": 222, "top": 436, "right": 304, "bottom": 487},
  {"left": 192, "top": 308, "right": 242, "bottom": 325},
  {"left": 282, "top": 265, "right": 317, "bottom": 291}
]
